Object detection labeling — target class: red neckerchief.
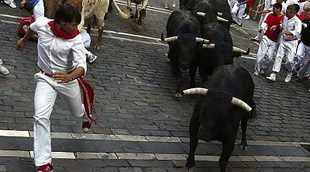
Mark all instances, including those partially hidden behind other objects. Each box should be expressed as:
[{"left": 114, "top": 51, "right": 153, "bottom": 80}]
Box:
[{"left": 48, "top": 20, "right": 80, "bottom": 39}]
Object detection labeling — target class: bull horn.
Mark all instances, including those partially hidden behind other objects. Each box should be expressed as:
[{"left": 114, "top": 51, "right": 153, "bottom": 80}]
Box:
[
  {"left": 197, "top": 12, "right": 228, "bottom": 22},
  {"left": 233, "top": 47, "right": 250, "bottom": 55},
  {"left": 202, "top": 43, "right": 215, "bottom": 48},
  {"left": 217, "top": 16, "right": 228, "bottom": 22},
  {"left": 196, "top": 38, "right": 210, "bottom": 44},
  {"left": 231, "top": 97, "right": 252, "bottom": 112},
  {"left": 161, "top": 33, "right": 178, "bottom": 42},
  {"left": 182, "top": 88, "right": 208, "bottom": 95},
  {"left": 196, "top": 12, "right": 206, "bottom": 17},
  {"left": 111, "top": 0, "right": 130, "bottom": 19},
  {"left": 217, "top": 12, "right": 223, "bottom": 16}
]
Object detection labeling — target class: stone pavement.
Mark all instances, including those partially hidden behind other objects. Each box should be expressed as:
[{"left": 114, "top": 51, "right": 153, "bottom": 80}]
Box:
[{"left": 0, "top": 0, "right": 309, "bottom": 172}]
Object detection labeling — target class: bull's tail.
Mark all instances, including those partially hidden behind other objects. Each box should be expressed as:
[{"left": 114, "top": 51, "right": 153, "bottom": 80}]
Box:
[{"left": 111, "top": 0, "right": 130, "bottom": 19}]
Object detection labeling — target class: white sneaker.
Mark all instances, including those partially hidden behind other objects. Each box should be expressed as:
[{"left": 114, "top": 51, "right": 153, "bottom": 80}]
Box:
[
  {"left": 164, "top": 3, "right": 169, "bottom": 9},
  {"left": 86, "top": 53, "right": 97, "bottom": 64},
  {"left": 266, "top": 73, "right": 276, "bottom": 81},
  {"left": 253, "top": 71, "right": 259, "bottom": 76},
  {"left": 4, "top": 0, "right": 17, "bottom": 8},
  {"left": 285, "top": 72, "right": 292, "bottom": 83},
  {"left": 172, "top": 0, "right": 176, "bottom": 8},
  {"left": 0, "top": 64, "right": 9, "bottom": 75},
  {"left": 243, "top": 14, "right": 250, "bottom": 20}
]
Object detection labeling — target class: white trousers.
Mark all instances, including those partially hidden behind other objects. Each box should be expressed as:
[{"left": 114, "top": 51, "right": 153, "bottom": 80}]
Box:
[
  {"left": 33, "top": 73, "right": 85, "bottom": 166},
  {"left": 231, "top": 1, "right": 246, "bottom": 19},
  {"left": 272, "top": 38, "right": 298, "bottom": 73},
  {"left": 255, "top": 35, "right": 278, "bottom": 73},
  {"left": 295, "top": 42, "right": 310, "bottom": 79}
]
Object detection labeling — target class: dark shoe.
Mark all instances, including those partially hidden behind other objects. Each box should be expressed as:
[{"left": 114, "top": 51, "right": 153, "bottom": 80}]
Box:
[{"left": 36, "top": 163, "right": 54, "bottom": 172}]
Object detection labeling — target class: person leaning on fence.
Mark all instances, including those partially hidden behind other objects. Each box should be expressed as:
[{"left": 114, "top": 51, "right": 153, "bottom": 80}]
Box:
[
  {"left": 16, "top": 4, "right": 96, "bottom": 172},
  {"left": 294, "top": 1, "right": 310, "bottom": 82},
  {"left": 266, "top": 4, "right": 302, "bottom": 82},
  {"left": 254, "top": 3, "right": 284, "bottom": 76}
]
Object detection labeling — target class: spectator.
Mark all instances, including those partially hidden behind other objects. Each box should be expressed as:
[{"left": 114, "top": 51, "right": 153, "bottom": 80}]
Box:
[
  {"left": 231, "top": 0, "right": 247, "bottom": 25},
  {"left": 243, "top": 0, "right": 256, "bottom": 19},
  {"left": 19, "top": 0, "right": 44, "bottom": 20},
  {"left": 266, "top": 4, "right": 302, "bottom": 82},
  {"left": 16, "top": 4, "right": 95, "bottom": 171},
  {"left": 4, "top": 0, "right": 16, "bottom": 8},
  {"left": 254, "top": 3, "right": 284, "bottom": 76},
  {"left": 251, "top": 0, "right": 275, "bottom": 42},
  {"left": 0, "top": 59, "right": 9, "bottom": 75},
  {"left": 294, "top": 2, "right": 310, "bottom": 81}
]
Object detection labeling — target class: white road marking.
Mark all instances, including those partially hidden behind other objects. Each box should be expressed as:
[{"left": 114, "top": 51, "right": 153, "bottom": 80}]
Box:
[
  {"left": 0, "top": 150, "right": 308, "bottom": 162},
  {"left": 0, "top": 129, "right": 309, "bottom": 147}
]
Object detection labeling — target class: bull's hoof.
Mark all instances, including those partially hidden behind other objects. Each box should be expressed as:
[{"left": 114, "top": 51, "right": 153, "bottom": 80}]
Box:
[
  {"left": 140, "top": 9, "right": 146, "bottom": 17},
  {"left": 130, "top": 12, "right": 135, "bottom": 19},
  {"left": 186, "top": 167, "right": 195, "bottom": 172},
  {"left": 94, "top": 43, "right": 103, "bottom": 50},
  {"left": 239, "top": 144, "right": 248, "bottom": 151}
]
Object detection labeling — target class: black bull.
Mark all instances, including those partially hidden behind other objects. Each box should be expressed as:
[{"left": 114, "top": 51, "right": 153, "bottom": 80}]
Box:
[
  {"left": 183, "top": 65, "right": 256, "bottom": 172},
  {"left": 181, "top": 0, "right": 233, "bottom": 29},
  {"left": 163, "top": 10, "right": 207, "bottom": 97},
  {"left": 198, "top": 22, "right": 233, "bottom": 82}
]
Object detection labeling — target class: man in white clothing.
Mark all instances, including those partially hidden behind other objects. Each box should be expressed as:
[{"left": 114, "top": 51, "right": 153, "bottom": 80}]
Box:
[
  {"left": 266, "top": 4, "right": 302, "bottom": 82},
  {"left": 251, "top": 0, "right": 275, "bottom": 42},
  {"left": 16, "top": 4, "right": 95, "bottom": 172},
  {"left": 254, "top": 3, "right": 284, "bottom": 76}
]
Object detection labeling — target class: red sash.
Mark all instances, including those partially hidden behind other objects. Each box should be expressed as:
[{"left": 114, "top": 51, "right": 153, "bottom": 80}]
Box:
[{"left": 77, "top": 77, "right": 96, "bottom": 122}]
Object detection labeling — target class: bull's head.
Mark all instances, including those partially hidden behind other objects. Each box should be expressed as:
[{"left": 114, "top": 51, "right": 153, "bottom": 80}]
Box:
[
  {"left": 183, "top": 88, "right": 252, "bottom": 141},
  {"left": 161, "top": 33, "right": 209, "bottom": 69}
]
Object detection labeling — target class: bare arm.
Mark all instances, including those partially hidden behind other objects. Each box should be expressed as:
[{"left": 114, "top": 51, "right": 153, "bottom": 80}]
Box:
[{"left": 16, "top": 27, "right": 36, "bottom": 51}]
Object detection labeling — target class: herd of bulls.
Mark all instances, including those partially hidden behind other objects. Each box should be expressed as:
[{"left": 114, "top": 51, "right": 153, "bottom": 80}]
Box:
[{"left": 161, "top": 0, "right": 256, "bottom": 172}]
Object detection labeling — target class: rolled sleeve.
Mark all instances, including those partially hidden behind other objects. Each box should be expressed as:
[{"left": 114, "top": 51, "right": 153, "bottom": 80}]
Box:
[
  {"left": 71, "top": 38, "right": 87, "bottom": 75},
  {"left": 29, "top": 17, "right": 49, "bottom": 33}
]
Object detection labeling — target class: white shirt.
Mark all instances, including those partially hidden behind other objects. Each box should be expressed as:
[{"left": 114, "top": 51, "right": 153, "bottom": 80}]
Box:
[
  {"left": 30, "top": 17, "right": 87, "bottom": 75},
  {"left": 281, "top": 15, "right": 302, "bottom": 41}
]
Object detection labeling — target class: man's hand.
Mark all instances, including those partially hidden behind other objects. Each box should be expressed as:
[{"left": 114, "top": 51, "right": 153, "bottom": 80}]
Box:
[
  {"left": 270, "top": 25, "right": 278, "bottom": 31},
  {"left": 282, "top": 29, "right": 291, "bottom": 35},
  {"left": 16, "top": 38, "right": 26, "bottom": 51},
  {"left": 53, "top": 71, "right": 74, "bottom": 83}
]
